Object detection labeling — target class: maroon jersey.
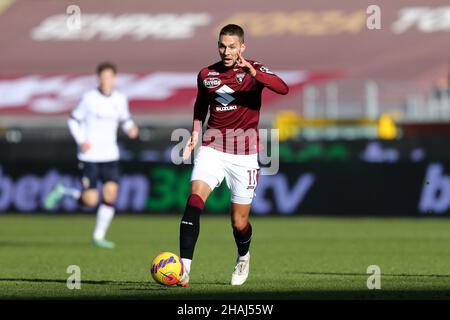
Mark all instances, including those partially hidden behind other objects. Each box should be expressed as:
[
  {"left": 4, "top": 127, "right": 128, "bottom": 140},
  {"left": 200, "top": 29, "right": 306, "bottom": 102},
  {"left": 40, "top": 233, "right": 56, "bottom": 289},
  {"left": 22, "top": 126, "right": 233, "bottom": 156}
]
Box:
[{"left": 193, "top": 60, "right": 289, "bottom": 154}]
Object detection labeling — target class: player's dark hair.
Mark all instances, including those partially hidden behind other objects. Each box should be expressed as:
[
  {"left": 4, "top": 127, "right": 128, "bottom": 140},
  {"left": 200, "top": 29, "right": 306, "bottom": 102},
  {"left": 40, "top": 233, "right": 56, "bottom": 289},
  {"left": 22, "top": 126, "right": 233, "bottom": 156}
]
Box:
[
  {"left": 219, "top": 24, "right": 245, "bottom": 43},
  {"left": 96, "top": 62, "right": 117, "bottom": 75}
]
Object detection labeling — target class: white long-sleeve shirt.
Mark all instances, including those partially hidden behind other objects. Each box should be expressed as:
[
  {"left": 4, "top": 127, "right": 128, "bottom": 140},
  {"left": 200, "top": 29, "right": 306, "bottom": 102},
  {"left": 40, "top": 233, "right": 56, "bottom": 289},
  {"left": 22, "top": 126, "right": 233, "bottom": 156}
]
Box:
[{"left": 68, "top": 89, "right": 135, "bottom": 162}]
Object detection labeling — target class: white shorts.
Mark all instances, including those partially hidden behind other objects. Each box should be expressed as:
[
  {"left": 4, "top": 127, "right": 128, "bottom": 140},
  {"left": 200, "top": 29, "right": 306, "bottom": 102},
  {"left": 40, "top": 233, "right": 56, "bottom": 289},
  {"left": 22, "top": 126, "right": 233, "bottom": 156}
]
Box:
[{"left": 191, "top": 146, "right": 260, "bottom": 205}]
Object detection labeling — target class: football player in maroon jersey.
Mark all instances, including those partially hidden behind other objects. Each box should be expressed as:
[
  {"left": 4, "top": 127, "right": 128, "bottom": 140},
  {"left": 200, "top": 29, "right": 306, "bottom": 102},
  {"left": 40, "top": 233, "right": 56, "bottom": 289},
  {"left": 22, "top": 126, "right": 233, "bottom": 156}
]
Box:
[{"left": 178, "top": 24, "right": 288, "bottom": 286}]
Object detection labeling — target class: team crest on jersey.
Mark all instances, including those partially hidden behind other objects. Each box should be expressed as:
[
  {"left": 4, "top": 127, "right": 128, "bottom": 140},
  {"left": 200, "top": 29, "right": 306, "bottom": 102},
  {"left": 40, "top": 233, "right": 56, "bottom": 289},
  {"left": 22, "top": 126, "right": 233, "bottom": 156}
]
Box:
[
  {"left": 207, "top": 71, "right": 220, "bottom": 76},
  {"left": 259, "top": 66, "right": 274, "bottom": 74},
  {"left": 236, "top": 73, "right": 246, "bottom": 84},
  {"left": 203, "top": 78, "right": 221, "bottom": 89}
]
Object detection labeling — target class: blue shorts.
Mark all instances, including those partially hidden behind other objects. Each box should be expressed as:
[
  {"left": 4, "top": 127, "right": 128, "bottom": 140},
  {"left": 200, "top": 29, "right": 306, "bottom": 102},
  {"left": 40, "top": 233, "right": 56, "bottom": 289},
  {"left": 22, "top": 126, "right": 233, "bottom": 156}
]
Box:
[{"left": 78, "top": 161, "right": 120, "bottom": 190}]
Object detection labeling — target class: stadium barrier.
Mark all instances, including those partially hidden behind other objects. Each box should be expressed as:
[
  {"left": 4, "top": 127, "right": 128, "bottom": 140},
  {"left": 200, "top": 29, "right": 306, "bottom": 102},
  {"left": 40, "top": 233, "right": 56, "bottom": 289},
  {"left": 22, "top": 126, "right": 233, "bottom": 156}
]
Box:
[
  {"left": 273, "top": 111, "right": 398, "bottom": 141},
  {"left": 1, "top": 161, "right": 450, "bottom": 216}
]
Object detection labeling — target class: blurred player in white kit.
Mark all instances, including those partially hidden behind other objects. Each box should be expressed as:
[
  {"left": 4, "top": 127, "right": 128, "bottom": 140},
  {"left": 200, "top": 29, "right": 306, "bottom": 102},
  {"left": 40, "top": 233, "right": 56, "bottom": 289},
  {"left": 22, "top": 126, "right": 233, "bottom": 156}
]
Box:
[{"left": 44, "top": 62, "right": 139, "bottom": 249}]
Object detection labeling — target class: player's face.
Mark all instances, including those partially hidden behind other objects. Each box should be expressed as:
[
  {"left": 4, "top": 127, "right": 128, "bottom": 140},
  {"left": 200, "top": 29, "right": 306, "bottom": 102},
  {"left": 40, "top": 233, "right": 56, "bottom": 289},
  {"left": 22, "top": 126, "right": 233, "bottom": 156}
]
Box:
[
  {"left": 218, "top": 35, "right": 245, "bottom": 68},
  {"left": 98, "top": 69, "right": 116, "bottom": 92}
]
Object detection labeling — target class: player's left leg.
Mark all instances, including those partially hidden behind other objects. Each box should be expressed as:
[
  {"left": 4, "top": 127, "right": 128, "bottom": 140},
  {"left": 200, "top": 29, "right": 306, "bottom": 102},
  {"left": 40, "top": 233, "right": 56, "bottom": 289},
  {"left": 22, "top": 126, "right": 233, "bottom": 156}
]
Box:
[
  {"left": 230, "top": 202, "right": 253, "bottom": 285},
  {"left": 92, "top": 162, "right": 119, "bottom": 249},
  {"left": 44, "top": 183, "right": 82, "bottom": 210},
  {"left": 227, "top": 164, "right": 259, "bottom": 286},
  {"left": 44, "top": 161, "right": 97, "bottom": 210}
]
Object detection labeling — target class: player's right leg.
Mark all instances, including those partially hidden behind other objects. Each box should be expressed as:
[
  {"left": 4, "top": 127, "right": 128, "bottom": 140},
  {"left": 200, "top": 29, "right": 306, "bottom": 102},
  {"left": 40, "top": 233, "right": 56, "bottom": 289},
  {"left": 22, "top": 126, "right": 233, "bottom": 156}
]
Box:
[
  {"left": 178, "top": 146, "right": 224, "bottom": 287},
  {"left": 178, "top": 180, "right": 211, "bottom": 287},
  {"left": 91, "top": 180, "right": 118, "bottom": 249},
  {"left": 91, "top": 161, "right": 120, "bottom": 249}
]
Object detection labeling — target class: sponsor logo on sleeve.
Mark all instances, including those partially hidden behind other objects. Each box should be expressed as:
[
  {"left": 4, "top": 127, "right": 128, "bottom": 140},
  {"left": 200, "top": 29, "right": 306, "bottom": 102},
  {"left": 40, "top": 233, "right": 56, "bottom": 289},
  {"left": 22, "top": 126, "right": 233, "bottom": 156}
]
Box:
[{"left": 259, "top": 66, "right": 274, "bottom": 74}]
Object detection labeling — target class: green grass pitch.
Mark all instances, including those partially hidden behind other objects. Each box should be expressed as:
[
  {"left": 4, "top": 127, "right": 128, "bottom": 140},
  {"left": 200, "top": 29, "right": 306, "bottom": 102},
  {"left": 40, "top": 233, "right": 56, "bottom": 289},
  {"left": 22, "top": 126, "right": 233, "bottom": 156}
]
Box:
[{"left": 1, "top": 214, "right": 450, "bottom": 299}]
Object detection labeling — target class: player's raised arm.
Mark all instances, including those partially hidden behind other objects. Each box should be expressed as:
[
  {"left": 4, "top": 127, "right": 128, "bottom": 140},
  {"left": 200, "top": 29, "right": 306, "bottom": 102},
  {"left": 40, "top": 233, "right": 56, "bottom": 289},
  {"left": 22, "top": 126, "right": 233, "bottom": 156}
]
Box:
[
  {"left": 237, "top": 52, "right": 289, "bottom": 95},
  {"left": 253, "top": 64, "right": 289, "bottom": 95}
]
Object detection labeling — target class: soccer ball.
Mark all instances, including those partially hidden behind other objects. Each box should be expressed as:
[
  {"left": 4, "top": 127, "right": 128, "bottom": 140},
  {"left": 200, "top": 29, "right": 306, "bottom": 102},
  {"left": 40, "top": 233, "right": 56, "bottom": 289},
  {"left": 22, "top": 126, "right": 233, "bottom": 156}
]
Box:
[{"left": 150, "top": 251, "right": 184, "bottom": 286}]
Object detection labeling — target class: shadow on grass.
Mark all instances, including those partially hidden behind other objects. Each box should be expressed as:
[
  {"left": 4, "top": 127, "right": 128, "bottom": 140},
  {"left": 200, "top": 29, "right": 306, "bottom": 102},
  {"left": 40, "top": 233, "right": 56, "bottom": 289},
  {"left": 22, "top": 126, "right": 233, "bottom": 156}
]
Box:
[
  {"left": 92, "top": 288, "right": 450, "bottom": 300},
  {"left": 4, "top": 290, "right": 450, "bottom": 300},
  {"left": 0, "top": 277, "right": 229, "bottom": 286},
  {"left": 295, "top": 271, "right": 450, "bottom": 278},
  {"left": 0, "top": 278, "right": 161, "bottom": 289},
  {"left": 2, "top": 276, "right": 450, "bottom": 299}
]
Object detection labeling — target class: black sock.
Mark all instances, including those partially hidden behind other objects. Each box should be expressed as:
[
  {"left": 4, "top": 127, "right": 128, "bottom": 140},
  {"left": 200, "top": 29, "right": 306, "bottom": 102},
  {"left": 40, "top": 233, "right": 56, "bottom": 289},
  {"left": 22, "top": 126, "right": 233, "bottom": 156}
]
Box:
[
  {"left": 233, "top": 223, "right": 252, "bottom": 257},
  {"left": 179, "top": 194, "right": 204, "bottom": 260}
]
